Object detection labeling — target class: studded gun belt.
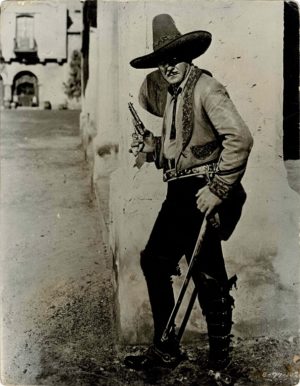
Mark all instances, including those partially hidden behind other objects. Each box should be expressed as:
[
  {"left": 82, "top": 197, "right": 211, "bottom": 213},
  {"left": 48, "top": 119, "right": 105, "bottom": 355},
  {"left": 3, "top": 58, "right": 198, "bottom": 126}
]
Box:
[{"left": 163, "top": 163, "right": 218, "bottom": 182}]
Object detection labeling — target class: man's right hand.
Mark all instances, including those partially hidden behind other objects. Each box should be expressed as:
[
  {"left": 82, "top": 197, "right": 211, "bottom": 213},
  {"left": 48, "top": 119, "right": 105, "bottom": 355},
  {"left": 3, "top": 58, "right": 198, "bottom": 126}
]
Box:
[{"left": 130, "top": 130, "right": 156, "bottom": 156}]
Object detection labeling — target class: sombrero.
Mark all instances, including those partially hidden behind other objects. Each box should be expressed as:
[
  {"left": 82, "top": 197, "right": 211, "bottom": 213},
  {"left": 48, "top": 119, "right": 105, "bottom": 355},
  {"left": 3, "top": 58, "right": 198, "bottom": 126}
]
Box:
[{"left": 130, "top": 14, "right": 212, "bottom": 69}]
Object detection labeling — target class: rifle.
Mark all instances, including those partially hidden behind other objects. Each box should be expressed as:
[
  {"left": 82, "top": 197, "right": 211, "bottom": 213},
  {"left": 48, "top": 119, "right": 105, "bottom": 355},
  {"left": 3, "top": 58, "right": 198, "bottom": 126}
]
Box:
[
  {"left": 128, "top": 102, "right": 146, "bottom": 137},
  {"left": 161, "top": 218, "right": 208, "bottom": 344},
  {"left": 161, "top": 217, "right": 235, "bottom": 385}
]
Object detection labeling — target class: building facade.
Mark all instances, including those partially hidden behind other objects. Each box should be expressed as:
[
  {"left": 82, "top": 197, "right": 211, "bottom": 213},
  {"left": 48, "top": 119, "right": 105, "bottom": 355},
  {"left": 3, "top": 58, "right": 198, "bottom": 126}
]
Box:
[{"left": 0, "top": 0, "right": 82, "bottom": 109}]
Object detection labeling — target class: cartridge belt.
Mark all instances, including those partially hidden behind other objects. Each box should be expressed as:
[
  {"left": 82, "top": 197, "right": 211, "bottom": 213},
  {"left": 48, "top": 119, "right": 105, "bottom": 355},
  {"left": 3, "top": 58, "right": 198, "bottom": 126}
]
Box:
[{"left": 163, "top": 163, "right": 218, "bottom": 182}]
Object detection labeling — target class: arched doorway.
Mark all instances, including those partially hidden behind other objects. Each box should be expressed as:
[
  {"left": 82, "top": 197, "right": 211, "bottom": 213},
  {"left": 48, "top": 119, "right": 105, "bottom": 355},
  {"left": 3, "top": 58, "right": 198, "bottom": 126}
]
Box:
[
  {"left": 0, "top": 75, "right": 3, "bottom": 108},
  {"left": 12, "top": 71, "right": 38, "bottom": 107}
]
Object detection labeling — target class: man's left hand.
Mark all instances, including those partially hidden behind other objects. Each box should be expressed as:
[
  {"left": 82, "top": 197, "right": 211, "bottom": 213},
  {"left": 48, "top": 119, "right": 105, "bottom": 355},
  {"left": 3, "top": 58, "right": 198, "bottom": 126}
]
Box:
[{"left": 196, "top": 185, "right": 223, "bottom": 216}]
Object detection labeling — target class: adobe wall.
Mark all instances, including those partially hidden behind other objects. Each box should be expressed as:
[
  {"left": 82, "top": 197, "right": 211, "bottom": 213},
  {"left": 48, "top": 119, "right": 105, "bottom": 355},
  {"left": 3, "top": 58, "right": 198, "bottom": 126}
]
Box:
[{"left": 94, "top": 0, "right": 299, "bottom": 342}]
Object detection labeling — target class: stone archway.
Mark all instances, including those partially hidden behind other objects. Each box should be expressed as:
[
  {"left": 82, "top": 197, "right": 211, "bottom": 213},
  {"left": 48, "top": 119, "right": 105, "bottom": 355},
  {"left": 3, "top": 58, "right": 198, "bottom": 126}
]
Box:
[{"left": 12, "top": 71, "right": 39, "bottom": 107}]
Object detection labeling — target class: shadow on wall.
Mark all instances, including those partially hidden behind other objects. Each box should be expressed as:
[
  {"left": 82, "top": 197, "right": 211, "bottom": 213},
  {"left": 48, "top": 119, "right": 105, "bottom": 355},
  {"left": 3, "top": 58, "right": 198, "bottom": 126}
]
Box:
[
  {"left": 80, "top": 113, "right": 119, "bottom": 186},
  {"left": 97, "top": 143, "right": 119, "bottom": 158},
  {"left": 283, "top": 1, "right": 299, "bottom": 194},
  {"left": 94, "top": 141, "right": 119, "bottom": 179}
]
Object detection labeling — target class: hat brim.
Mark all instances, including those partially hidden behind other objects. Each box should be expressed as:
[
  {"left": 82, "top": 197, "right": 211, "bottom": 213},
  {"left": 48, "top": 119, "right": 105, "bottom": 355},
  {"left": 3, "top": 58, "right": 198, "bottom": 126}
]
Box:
[{"left": 130, "top": 30, "right": 212, "bottom": 69}]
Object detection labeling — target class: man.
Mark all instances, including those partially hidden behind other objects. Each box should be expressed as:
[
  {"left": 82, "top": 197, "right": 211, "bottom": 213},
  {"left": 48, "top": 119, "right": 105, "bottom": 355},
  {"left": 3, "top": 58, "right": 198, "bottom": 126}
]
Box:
[{"left": 125, "top": 14, "right": 253, "bottom": 372}]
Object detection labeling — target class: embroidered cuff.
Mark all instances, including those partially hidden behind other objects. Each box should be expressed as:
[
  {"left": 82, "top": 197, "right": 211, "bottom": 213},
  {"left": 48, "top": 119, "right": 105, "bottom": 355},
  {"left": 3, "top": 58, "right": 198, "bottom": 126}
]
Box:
[{"left": 209, "top": 177, "right": 232, "bottom": 200}]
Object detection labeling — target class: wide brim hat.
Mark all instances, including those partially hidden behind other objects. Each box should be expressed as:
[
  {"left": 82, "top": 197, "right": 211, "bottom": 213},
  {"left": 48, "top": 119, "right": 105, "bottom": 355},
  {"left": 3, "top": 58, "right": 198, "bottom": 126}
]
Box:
[{"left": 130, "top": 14, "right": 212, "bottom": 69}]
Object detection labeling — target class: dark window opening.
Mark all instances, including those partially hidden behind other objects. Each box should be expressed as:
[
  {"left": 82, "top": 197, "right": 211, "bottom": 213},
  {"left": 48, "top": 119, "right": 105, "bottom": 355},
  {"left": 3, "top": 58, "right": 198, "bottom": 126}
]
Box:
[
  {"left": 16, "top": 14, "right": 35, "bottom": 51},
  {"left": 283, "top": 1, "right": 300, "bottom": 160},
  {"left": 0, "top": 75, "right": 4, "bottom": 107},
  {"left": 82, "top": 0, "right": 97, "bottom": 95},
  {"left": 13, "top": 72, "right": 39, "bottom": 107}
]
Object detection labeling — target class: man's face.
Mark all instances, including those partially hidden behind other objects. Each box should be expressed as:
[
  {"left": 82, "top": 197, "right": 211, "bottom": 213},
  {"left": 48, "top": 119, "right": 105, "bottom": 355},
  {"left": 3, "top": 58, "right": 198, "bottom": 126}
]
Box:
[{"left": 158, "top": 59, "right": 190, "bottom": 85}]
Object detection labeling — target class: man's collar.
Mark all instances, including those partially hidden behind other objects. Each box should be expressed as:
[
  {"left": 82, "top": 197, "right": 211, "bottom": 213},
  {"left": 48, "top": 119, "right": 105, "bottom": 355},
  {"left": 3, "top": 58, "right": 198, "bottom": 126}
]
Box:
[{"left": 168, "top": 84, "right": 182, "bottom": 97}]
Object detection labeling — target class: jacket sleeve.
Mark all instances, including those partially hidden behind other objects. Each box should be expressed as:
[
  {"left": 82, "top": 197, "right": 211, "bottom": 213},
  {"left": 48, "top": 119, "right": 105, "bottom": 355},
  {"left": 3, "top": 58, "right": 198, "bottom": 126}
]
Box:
[
  {"left": 145, "top": 136, "right": 163, "bottom": 169},
  {"left": 200, "top": 78, "right": 253, "bottom": 200}
]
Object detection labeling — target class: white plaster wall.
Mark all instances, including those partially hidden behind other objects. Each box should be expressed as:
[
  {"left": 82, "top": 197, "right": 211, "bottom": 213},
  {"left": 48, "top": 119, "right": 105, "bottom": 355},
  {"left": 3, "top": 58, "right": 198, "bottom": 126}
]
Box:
[
  {"left": 96, "top": 2, "right": 120, "bottom": 144},
  {"left": 90, "top": 2, "right": 120, "bottom": 180},
  {"left": 39, "top": 63, "right": 68, "bottom": 108},
  {"left": 96, "top": 0, "right": 299, "bottom": 342},
  {"left": 67, "top": 3, "right": 83, "bottom": 34},
  {"left": 0, "top": 0, "right": 67, "bottom": 61},
  {"left": 68, "top": 34, "right": 83, "bottom": 62}
]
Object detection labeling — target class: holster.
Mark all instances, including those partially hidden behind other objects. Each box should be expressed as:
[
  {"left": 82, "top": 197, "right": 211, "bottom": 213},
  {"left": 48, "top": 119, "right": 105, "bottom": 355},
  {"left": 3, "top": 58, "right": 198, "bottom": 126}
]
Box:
[{"left": 217, "top": 183, "right": 247, "bottom": 240}]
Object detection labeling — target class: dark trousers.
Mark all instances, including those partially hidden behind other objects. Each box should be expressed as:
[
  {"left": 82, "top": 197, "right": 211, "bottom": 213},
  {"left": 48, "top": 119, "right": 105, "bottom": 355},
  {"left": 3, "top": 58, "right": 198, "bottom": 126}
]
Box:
[{"left": 140, "top": 176, "right": 228, "bottom": 343}]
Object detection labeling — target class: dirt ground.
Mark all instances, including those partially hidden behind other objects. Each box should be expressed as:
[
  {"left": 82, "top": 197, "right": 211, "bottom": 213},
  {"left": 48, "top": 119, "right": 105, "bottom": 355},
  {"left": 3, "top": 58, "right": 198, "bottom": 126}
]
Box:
[
  {"left": 0, "top": 110, "right": 116, "bottom": 385},
  {"left": 0, "top": 110, "right": 299, "bottom": 386}
]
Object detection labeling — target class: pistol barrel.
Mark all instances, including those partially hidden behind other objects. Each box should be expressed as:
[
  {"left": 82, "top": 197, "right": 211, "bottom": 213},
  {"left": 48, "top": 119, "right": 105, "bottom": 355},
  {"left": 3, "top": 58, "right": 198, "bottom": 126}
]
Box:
[
  {"left": 128, "top": 102, "right": 141, "bottom": 124},
  {"left": 128, "top": 102, "right": 145, "bottom": 135}
]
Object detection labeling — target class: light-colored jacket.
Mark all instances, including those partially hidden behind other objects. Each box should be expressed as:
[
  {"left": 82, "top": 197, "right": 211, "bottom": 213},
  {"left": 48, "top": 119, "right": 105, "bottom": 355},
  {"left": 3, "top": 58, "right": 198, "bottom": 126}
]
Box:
[{"left": 153, "top": 68, "right": 253, "bottom": 200}]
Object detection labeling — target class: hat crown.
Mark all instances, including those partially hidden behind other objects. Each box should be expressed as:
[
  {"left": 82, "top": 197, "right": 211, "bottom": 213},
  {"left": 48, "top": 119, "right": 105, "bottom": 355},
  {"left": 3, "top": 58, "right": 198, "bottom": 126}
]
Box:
[{"left": 152, "top": 14, "right": 182, "bottom": 51}]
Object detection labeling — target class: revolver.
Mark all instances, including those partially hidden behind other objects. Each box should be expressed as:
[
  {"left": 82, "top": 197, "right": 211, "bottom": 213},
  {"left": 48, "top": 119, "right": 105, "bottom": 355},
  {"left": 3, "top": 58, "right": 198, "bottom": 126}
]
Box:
[{"left": 128, "top": 102, "right": 146, "bottom": 137}]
